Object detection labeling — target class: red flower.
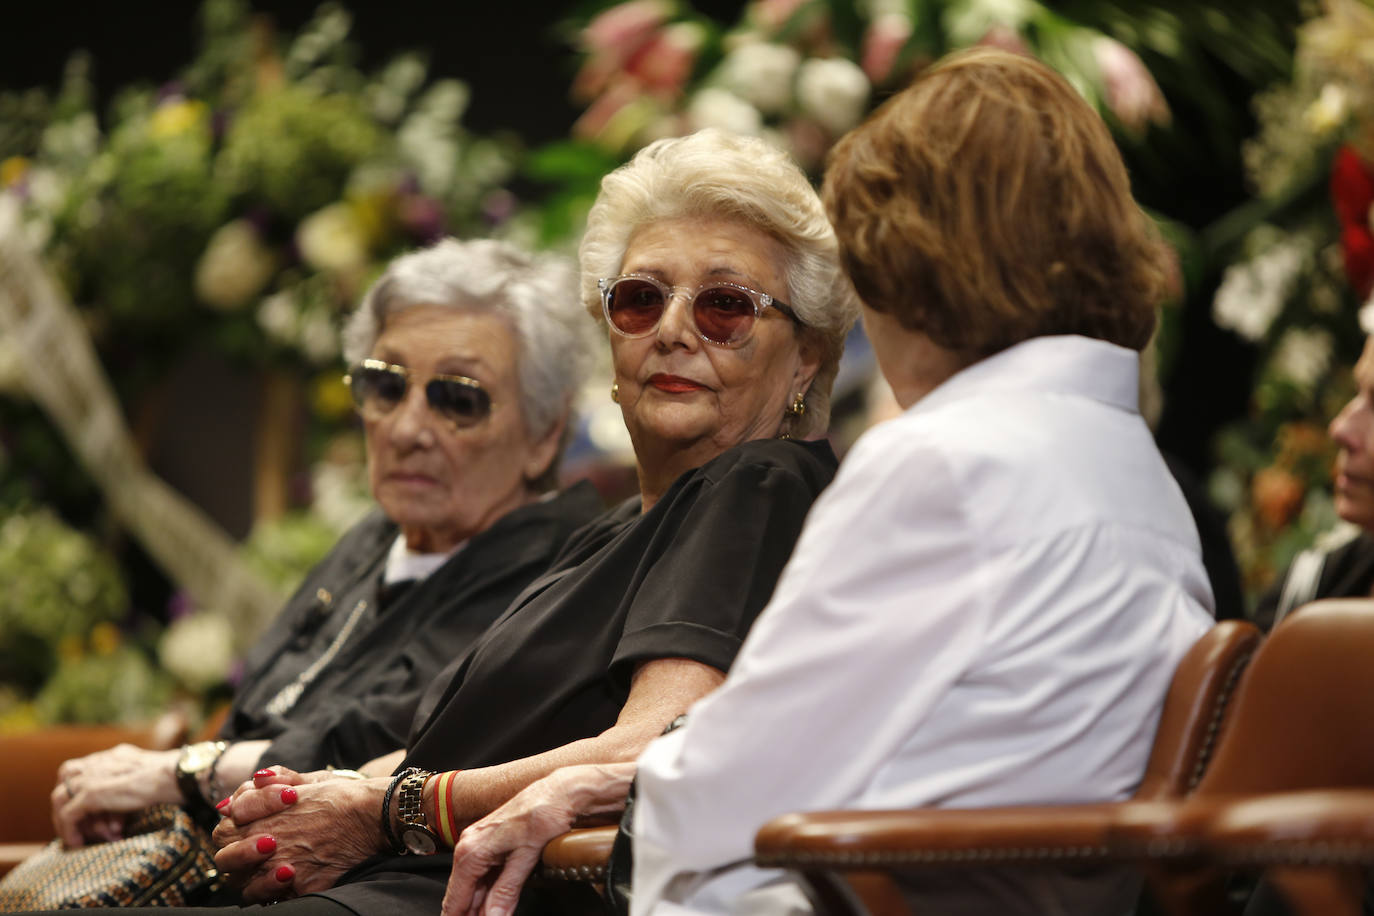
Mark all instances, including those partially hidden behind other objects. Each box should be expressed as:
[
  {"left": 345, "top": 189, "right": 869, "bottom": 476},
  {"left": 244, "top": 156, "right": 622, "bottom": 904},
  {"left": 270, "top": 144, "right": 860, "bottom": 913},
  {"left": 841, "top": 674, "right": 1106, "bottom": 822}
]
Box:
[
  {"left": 1332, "top": 145, "right": 1374, "bottom": 229},
  {"left": 1342, "top": 221, "right": 1374, "bottom": 302}
]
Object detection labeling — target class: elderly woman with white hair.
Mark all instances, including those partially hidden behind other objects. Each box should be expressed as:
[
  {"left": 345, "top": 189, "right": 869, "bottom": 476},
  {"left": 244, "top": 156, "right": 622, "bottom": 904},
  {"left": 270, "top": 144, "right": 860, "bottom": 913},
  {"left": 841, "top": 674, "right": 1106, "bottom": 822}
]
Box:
[
  {"left": 48, "top": 237, "right": 603, "bottom": 855},
  {"left": 20, "top": 129, "right": 863, "bottom": 916}
]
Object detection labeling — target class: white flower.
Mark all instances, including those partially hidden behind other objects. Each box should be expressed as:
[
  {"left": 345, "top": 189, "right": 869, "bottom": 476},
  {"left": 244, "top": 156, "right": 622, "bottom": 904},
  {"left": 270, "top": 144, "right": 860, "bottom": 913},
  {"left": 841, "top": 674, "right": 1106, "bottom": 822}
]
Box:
[
  {"left": 258, "top": 289, "right": 300, "bottom": 345},
  {"left": 311, "top": 460, "right": 372, "bottom": 533},
  {"left": 796, "top": 58, "right": 871, "bottom": 135},
  {"left": 687, "top": 88, "right": 764, "bottom": 136},
  {"left": 297, "top": 202, "right": 369, "bottom": 275},
  {"left": 194, "top": 220, "right": 276, "bottom": 311},
  {"left": 158, "top": 611, "right": 235, "bottom": 691},
  {"left": 719, "top": 43, "right": 801, "bottom": 115},
  {"left": 1211, "top": 240, "right": 1308, "bottom": 342},
  {"left": 1304, "top": 83, "right": 1350, "bottom": 136},
  {"left": 1270, "top": 327, "right": 1333, "bottom": 390},
  {"left": 298, "top": 307, "right": 340, "bottom": 365},
  {"left": 1360, "top": 293, "right": 1374, "bottom": 335}
]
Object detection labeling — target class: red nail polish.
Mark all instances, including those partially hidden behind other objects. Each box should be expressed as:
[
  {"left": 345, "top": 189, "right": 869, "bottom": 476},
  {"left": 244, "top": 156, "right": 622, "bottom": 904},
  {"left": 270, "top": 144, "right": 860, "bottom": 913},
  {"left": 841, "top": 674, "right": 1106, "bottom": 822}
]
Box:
[
  {"left": 275, "top": 865, "right": 295, "bottom": 882},
  {"left": 256, "top": 836, "right": 277, "bottom": 854},
  {"left": 280, "top": 787, "right": 297, "bottom": 804},
  {"left": 215, "top": 798, "right": 231, "bottom": 811},
  {"left": 254, "top": 769, "right": 275, "bottom": 779}
]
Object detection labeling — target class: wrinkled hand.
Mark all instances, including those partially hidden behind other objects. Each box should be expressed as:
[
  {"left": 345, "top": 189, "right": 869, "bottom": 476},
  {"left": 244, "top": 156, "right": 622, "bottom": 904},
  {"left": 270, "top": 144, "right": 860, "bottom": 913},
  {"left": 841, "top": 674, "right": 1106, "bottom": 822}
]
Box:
[
  {"left": 441, "top": 769, "right": 588, "bottom": 916},
  {"left": 52, "top": 744, "right": 180, "bottom": 848},
  {"left": 213, "top": 769, "right": 388, "bottom": 904}
]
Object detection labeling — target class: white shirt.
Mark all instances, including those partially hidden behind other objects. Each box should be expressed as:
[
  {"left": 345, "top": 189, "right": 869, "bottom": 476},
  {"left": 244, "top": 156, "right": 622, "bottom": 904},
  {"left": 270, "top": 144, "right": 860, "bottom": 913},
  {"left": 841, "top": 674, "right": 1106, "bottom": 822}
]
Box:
[
  {"left": 382, "top": 532, "right": 463, "bottom": 586},
  {"left": 631, "top": 335, "right": 1215, "bottom": 915}
]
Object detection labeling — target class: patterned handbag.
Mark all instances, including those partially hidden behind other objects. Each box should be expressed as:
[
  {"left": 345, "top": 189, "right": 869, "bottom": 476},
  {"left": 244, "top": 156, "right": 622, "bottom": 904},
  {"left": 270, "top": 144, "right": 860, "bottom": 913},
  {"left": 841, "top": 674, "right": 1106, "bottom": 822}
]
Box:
[{"left": 0, "top": 804, "right": 221, "bottom": 910}]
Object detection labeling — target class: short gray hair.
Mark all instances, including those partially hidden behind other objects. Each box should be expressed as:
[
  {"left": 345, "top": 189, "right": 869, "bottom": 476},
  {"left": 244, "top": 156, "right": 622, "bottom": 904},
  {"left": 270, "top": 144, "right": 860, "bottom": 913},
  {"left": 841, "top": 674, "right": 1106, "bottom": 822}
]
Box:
[
  {"left": 579, "top": 129, "right": 860, "bottom": 437},
  {"left": 343, "top": 237, "right": 593, "bottom": 490}
]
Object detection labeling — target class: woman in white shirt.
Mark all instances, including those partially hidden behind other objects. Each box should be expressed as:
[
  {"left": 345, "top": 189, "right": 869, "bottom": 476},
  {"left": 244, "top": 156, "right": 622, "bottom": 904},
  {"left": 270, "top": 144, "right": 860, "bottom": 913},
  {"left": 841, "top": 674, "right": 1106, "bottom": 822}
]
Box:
[{"left": 439, "top": 47, "right": 1214, "bottom": 916}]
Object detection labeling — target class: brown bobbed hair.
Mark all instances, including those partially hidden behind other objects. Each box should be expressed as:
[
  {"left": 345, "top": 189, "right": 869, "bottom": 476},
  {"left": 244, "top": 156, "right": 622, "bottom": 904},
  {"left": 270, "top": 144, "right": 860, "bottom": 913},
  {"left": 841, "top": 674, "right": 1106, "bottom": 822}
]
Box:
[{"left": 822, "top": 47, "right": 1166, "bottom": 357}]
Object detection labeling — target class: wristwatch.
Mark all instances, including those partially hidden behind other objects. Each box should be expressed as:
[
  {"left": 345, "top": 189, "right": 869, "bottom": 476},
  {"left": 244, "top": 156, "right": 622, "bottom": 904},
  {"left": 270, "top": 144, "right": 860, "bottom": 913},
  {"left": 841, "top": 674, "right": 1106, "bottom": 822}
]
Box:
[
  {"left": 395, "top": 767, "right": 438, "bottom": 855},
  {"left": 176, "top": 740, "right": 227, "bottom": 825}
]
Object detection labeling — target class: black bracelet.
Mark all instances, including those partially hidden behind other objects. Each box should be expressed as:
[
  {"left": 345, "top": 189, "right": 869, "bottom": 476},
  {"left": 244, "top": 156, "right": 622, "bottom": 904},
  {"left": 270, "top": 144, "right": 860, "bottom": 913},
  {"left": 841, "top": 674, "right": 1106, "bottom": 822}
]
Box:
[{"left": 380, "top": 769, "right": 411, "bottom": 854}]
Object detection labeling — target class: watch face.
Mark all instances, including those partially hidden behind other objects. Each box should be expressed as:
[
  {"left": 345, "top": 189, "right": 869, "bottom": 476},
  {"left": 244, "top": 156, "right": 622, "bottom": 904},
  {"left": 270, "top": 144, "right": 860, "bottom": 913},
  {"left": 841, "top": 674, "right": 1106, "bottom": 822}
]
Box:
[
  {"left": 180, "top": 743, "right": 219, "bottom": 773},
  {"left": 402, "top": 827, "right": 437, "bottom": 856}
]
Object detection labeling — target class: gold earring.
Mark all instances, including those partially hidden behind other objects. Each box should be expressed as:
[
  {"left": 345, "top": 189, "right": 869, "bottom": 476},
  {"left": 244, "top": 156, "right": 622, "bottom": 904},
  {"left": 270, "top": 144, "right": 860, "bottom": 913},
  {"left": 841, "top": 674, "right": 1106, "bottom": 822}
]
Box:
[
  {"left": 611, "top": 382, "right": 620, "bottom": 403},
  {"left": 787, "top": 392, "right": 806, "bottom": 417}
]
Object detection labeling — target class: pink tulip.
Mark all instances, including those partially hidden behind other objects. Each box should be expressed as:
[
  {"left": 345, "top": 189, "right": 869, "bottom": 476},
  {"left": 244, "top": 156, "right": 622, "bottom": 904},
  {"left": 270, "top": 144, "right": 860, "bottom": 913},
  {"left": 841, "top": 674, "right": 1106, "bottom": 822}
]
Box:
[
  {"left": 625, "top": 23, "right": 703, "bottom": 97},
  {"left": 583, "top": 0, "right": 673, "bottom": 57}
]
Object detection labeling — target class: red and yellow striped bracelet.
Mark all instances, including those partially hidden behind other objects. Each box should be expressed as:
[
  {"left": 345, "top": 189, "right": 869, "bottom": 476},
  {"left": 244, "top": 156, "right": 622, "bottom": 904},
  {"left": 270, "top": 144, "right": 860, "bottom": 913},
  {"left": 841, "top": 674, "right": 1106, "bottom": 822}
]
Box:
[{"left": 432, "top": 770, "right": 460, "bottom": 847}]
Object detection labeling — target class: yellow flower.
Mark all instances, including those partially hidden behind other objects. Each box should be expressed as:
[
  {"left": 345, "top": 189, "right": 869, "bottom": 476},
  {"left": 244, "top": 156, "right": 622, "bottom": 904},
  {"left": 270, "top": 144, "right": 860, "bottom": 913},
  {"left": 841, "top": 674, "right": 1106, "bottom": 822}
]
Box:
[
  {"left": 312, "top": 372, "right": 355, "bottom": 421},
  {"left": 90, "top": 622, "right": 122, "bottom": 656},
  {"left": 56, "top": 634, "right": 84, "bottom": 662},
  {"left": 1303, "top": 83, "right": 1349, "bottom": 136},
  {"left": 0, "top": 156, "right": 29, "bottom": 188},
  {"left": 149, "top": 99, "right": 208, "bottom": 139}
]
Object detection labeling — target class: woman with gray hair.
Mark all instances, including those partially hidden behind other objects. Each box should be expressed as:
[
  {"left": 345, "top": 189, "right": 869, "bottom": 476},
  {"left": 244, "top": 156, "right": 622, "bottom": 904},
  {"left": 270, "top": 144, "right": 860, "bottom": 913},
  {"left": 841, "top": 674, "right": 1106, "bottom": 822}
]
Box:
[
  {"left": 139, "top": 128, "right": 858, "bottom": 915},
  {"left": 49, "top": 237, "right": 603, "bottom": 856}
]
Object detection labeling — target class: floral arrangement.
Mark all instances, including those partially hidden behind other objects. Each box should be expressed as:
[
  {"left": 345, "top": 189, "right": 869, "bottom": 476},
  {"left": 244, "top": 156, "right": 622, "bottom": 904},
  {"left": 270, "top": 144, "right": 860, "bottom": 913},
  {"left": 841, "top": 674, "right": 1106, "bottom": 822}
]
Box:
[
  {"left": 560, "top": 0, "right": 1172, "bottom": 177},
  {"left": 0, "top": 0, "right": 523, "bottom": 389},
  {"left": 1207, "top": 0, "right": 1374, "bottom": 599}
]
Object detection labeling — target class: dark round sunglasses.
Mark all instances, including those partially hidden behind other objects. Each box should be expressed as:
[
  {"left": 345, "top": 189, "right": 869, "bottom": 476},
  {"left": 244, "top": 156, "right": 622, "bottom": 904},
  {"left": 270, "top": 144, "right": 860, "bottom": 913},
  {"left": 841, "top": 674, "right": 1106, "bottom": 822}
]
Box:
[
  {"left": 344, "top": 359, "right": 492, "bottom": 428},
  {"left": 598, "top": 274, "right": 801, "bottom": 347}
]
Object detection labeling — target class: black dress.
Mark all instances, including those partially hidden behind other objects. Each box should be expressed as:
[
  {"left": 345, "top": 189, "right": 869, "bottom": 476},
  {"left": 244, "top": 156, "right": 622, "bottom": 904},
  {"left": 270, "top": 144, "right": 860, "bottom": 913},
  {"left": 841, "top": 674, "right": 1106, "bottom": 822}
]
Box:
[
  {"left": 312, "top": 437, "right": 839, "bottom": 914},
  {"left": 221, "top": 482, "right": 604, "bottom": 772}
]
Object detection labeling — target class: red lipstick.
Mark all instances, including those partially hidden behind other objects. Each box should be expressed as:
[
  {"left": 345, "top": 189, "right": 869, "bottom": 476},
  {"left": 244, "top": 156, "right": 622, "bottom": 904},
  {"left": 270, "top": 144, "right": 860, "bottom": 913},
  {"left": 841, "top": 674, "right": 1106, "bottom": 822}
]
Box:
[{"left": 649, "top": 374, "right": 706, "bottom": 393}]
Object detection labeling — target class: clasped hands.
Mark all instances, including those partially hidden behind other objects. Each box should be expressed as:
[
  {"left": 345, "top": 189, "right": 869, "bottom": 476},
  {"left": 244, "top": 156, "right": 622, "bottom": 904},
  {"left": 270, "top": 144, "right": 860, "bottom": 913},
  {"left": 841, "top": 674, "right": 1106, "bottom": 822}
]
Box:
[{"left": 212, "top": 767, "right": 388, "bottom": 903}]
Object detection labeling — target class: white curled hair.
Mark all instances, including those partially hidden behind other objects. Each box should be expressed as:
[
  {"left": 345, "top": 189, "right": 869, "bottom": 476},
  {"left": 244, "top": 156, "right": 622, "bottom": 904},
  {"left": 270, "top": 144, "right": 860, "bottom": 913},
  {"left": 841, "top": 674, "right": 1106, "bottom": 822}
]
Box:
[
  {"left": 342, "top": 237, "right": 594, "bottom": 489},
  {"left": 578, "top": 128, "right": 860, "bottom": 437}
]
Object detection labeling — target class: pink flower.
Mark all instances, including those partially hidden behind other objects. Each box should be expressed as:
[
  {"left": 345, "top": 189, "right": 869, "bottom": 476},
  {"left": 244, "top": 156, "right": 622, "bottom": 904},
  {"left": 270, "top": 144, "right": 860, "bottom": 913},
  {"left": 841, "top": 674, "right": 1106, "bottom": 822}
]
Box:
[
  {"left": 1092, "top": 36, "right": 1170, "bottom": 134},
  {"left": 583, "top": 0, "right": 673, "bottom": 57},
  {"left": 625, "top": 22, "right": 704, "bottom": 98},
  {"left": 861, "top": 12, "right": 913, "bottom": 85}
]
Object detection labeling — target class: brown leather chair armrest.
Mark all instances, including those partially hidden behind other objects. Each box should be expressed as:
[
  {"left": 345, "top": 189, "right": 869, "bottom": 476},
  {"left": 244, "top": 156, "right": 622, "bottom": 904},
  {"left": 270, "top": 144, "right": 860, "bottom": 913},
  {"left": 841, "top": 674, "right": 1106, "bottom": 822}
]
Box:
[
  {"left": 541, "top": 826, "right": 618, "bottom": 882},
  {"left": 1198, "top": 790, "right": 1374, "bottom": 866},
  {"left": 754, "top": 803, "right": 1126, "bottom": 870}
]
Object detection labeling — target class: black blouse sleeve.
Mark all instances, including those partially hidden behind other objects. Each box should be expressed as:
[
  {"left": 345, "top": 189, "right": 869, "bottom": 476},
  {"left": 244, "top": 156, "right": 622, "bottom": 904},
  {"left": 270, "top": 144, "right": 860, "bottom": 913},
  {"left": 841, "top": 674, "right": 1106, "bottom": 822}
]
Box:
[{"left": 609, "top": 443, "right": 832, "bottom": 685}]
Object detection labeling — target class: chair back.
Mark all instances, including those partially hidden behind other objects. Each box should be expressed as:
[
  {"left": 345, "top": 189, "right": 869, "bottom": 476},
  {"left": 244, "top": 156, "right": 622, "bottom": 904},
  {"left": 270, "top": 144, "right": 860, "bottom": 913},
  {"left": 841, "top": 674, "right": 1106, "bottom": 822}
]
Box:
[
  {"left": 1135, "top": 619, "right": 1262, "bottom": 801},
  {"left": 1194, "top": 599, "right": 1374, "bottom": 796}
]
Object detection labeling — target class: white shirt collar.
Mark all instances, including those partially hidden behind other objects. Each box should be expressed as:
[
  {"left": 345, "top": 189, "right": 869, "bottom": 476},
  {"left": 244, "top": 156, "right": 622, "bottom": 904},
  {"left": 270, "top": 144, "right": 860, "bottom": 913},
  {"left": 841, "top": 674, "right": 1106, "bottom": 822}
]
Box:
[
  {"left": 913, "top": 335, "right": 1140, "bottom": 417},
  {"left": 382, "top": 533, "right": 463, "bottom": 586}
]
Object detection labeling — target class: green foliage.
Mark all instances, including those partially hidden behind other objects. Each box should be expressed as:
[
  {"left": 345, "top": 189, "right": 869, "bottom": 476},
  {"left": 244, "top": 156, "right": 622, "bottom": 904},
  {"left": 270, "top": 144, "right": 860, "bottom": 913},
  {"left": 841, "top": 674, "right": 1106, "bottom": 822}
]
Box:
[{"left": 0, "top": 509, "right": 127, "bottom": 691}]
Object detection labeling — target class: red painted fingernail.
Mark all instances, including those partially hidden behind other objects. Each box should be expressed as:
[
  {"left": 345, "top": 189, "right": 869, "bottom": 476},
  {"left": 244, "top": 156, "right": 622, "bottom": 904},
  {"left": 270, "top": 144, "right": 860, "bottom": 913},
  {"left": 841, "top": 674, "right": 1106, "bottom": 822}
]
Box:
[
  {"left": 275, "top": 865, "right": 295, "bottom": 882},
  {"left": 254, "top": 769, "right": 275, "bottom": 779},
  {"left": 215, "top": 798, "right": 231, "bottom": 811},
  {"left": 256, "top": 836, "right": 277, "bottom": 854},
  {"left": 280, "top": 787, "right": 297, "bottom": 804}
]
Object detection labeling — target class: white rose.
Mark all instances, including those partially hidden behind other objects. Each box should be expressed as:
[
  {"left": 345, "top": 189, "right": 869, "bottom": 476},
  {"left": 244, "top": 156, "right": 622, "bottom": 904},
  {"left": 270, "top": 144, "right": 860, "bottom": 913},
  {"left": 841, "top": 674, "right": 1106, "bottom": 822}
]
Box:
[
  {"left": 719, "top": 43, "right": 801, "bottom": 115},
  {"left": 1211, "top": 240, "right": 1307, "bottom": 342},
  {"left": 688, "top": 88, "right": 764, "bottom": 136},
  {"left": 796, "top": 58, "right": 871, "bottom": 135},
  {"left": 194, "top": 220, "right": 276, "bottom": 311},
  {"left": 158, "top": 611, "right": 235, "bottom": 692},
  {"left": 297, "top": 202, "right": 369, "bottom": 275}
]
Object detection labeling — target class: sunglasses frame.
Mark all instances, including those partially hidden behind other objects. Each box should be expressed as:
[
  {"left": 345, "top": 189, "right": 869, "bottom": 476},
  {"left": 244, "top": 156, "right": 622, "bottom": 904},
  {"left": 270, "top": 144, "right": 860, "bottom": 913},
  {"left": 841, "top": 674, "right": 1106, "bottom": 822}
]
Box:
[
  {"left": 598, "top": 273, "right": 802, "bottom": 347},
  {"left": 343, "top": 358, "right": 492, "bottom": 429}
]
